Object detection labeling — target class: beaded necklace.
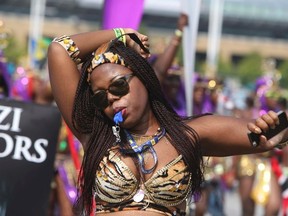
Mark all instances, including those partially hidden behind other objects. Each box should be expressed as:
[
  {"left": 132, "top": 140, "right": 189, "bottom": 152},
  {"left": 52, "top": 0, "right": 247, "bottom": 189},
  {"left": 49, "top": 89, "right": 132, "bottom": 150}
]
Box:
[
  {"left": 112, "top": 111, "right": 166, "bottom": 174},
  {"left": 123, "top": 128, "right": 166, "bottom": 174},
  {"left": 130, "top": 128, "right": 161, "bottom": 145}
]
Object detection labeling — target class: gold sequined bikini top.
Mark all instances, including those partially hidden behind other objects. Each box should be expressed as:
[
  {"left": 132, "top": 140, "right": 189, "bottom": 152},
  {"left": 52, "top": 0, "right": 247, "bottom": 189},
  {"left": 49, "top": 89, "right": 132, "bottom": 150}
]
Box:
[{"left": 95, "top": 148, "right": 192, "bottom": 207}]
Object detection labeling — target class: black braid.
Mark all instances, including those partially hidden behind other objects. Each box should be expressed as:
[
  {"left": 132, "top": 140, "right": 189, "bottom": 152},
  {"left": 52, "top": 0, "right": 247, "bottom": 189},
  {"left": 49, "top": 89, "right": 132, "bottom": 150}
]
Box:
[
  {"left": 72, "top": 54, "right": 95, "bottom": 133},
  {"left": 72, "top": 40, "right": 204, "bottom": 215}
]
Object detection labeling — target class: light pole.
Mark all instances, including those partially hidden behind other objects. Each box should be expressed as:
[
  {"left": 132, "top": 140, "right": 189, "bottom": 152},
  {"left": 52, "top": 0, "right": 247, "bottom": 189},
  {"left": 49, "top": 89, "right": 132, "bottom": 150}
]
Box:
[
  {"left": 181, "top": 0, "right": 202, "bottom": 116},
  {"left": 28, "top": 0, "right": 46, "bottom": 70},
  {"left": 206, "top": 0, "right": 224, "bottom": 78}
]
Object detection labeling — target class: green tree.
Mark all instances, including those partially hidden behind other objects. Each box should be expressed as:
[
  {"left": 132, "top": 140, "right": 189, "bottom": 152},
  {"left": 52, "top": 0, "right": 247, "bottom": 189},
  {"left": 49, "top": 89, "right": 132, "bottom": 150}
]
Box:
[
  {"left": 278, "top": 60, "right": 288, "bottom": 88},
  {"left": 235, "top": 52, "right": 262, "bottom": 86},
  {"left": 218, "top": 57, "right": 233, "bottom": 78},
  {"left": 2, "top": 36, "right": 26, "bottom": 65}
]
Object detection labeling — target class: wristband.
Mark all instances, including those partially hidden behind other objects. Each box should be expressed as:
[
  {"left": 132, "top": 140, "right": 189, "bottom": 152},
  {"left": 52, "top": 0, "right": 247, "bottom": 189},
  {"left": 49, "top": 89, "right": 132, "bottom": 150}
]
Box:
[
  {"left": 119, "top": 28, "right": 126, "bottom": 45},
  {"left": 52, "top": 35, "right": 81, "bottom": 64},
  {"left": 113, "top": 28, "right": 126, "bottom": 45},
  {"left": 175, "top": 29, "right": 183, "bottom": 38}
]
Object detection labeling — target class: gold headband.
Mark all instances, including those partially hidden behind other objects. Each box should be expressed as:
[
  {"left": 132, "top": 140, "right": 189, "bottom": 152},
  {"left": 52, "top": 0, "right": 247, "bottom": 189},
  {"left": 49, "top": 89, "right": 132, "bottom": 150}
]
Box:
[{"left": 87, "top": 52, "right": 127, "bottom": 82}]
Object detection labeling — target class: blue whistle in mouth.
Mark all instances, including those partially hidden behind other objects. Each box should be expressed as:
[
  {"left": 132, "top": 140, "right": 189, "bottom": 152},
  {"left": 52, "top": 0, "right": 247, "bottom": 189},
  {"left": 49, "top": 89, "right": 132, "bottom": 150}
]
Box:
[
  {"left": 113, "top": 111, "right": 123, "bottom": 124},
  {"left": 112, "top": 111, "right": 123, "bottom": 143}
]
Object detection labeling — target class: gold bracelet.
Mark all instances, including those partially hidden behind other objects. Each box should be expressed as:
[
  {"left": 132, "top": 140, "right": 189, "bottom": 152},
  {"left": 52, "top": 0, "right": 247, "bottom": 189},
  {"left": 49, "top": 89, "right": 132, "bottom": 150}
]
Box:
[
  {"left": 275, "top": 140, "right": 288, "bottom": 149},
  {"left": 52, "top": 35, "right": 81, "bottom": 64}
]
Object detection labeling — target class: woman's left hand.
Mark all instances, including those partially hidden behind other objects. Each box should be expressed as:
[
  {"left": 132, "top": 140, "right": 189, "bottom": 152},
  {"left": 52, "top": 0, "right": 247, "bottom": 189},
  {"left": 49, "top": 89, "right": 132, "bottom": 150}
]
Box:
[
  {"left": 124, "top": 28, "right": 150, "bottom": 59},
  {"left": 247, "top": 111, "right": 288, "bottom": 149}
]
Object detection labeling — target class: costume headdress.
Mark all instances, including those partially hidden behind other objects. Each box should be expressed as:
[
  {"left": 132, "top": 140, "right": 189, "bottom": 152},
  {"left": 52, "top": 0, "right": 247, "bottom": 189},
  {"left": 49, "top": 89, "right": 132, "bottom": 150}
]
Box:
[
  {"left": 86, "top": 33, "right": 149, "bottom": 83},
  {"left": 87, "top": 52, "right": 127, "bottom": 82}
]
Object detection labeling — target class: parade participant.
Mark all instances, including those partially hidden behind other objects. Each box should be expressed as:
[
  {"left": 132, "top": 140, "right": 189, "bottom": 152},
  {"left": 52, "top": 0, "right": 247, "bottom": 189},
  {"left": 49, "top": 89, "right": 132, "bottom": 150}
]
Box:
[
  {"left": 191, "top": 75, "right": 228, "bottom": 216},
  {"left": 149, "top": 13, "right": 188, "bottom": 116},
  {"left": 48, "top": 28, "right": 288, "bottom": 216},
  {"left": 150, "top": 13, "right": 187, "bottom": 85},
  {"left": 234, "top": 78, "right": 282, "bottom": 216}
]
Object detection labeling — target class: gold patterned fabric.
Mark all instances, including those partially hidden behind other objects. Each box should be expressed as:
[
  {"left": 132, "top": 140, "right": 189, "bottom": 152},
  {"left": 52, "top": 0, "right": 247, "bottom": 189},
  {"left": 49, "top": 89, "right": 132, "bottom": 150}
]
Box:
[
  {"left": 96, "top": 200, "right": 184, "bottom": 216},
  {"left": 87, "top": 52, "right": 127, "bottom": 82},
  {"left": 95, "top": 149, "right": 192, "bottom": 214},
  {"left": 52, "top": 35, "right": 81, "bottom": 64}
]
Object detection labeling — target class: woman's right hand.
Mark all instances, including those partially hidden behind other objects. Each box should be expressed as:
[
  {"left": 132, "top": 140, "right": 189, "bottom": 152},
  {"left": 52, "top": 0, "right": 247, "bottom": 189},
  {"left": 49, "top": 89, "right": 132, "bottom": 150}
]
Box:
[
  {"left": 177, "top": 13, "right": 188, "bottom": 31},
  {"left": 124, "top": 28, "right": 150, "bottom": 59}
]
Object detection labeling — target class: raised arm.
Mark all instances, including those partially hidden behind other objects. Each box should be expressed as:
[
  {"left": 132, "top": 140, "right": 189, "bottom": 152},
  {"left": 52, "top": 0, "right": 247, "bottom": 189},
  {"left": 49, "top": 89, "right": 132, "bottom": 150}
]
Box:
[
  {"left": 47, "top": 28, "right": 149, "bottom": 141},
  {"left": 153, "top": 13, "right": 188, "bottom": 84},
  {"left": 47, "top": 30, "right": 116, "bottom": 140}
]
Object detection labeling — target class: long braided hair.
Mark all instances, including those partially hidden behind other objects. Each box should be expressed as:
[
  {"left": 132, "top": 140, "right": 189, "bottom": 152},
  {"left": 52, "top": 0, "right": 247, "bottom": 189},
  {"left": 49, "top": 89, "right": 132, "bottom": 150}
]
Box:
[{"left": 72, "top": 38, "right": 204, "bottom": 215}]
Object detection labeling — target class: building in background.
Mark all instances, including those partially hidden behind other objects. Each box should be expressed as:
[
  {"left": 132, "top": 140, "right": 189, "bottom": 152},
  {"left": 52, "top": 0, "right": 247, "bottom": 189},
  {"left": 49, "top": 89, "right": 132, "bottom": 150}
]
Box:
[{"left": 1, "top": 0, "right": 288, "bottom": 65}]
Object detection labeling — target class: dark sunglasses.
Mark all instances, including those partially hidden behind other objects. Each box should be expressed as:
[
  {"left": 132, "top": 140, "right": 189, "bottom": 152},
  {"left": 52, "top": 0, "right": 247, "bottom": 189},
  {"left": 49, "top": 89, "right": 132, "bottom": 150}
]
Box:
[{"left": 91, "top": 74, "right": 134, "bottom": 109}]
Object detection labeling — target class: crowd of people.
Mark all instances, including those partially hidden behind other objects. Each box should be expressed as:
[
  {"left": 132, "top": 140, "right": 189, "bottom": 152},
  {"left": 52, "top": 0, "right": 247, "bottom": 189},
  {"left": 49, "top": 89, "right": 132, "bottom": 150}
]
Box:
[{"left": 0, "top": 13, "right": 288, "bottom": 216}]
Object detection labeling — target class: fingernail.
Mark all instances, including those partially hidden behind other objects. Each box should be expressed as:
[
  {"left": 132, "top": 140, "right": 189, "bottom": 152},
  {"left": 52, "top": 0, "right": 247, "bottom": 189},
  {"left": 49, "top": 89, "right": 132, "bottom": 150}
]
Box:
[{"left": 254, "top": 127, "right": 262, "bottom": 134}]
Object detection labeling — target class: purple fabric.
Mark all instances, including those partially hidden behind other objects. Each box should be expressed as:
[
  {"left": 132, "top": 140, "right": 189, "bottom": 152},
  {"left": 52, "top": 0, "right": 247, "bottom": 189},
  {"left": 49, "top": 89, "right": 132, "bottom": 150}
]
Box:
[
  {"left": 171, "top": 79, "right": 187, "bottom": 116},
  {"left": 102, "top": 0, "right": 145, "bottom": 30},
  {"left": 192, "top": 73, "right": 215, "bottom": 115},
  {"left": 255, "top": 75, "right": 273, "bottom": 113},
  {"left": 12, "top": 78, "right": 31, "bottom": 101},
  {"left": 58, "top": 165, "right": 77, "bottom": 203}
]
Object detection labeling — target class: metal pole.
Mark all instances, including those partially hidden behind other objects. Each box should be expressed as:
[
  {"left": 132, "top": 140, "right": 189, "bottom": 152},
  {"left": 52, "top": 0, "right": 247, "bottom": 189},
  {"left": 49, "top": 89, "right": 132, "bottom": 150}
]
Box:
[
  {"left": 181, "top": 0, "right": 202, "bottom": 116},
  {"left": 28, "top": 0, "right": 46, "bottom": 70},
  {"left": 206, "top": 0, "right": 224, "bottom": 78}
]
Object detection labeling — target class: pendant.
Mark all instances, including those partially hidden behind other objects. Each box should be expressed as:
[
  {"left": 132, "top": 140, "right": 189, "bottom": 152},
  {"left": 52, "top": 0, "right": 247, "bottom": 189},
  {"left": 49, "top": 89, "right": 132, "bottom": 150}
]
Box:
[
  {"left": 133, "top": 189, "right": 145, "bottom": 202},
  {"left": 112, "top": 111, "right": 123, "bottom": 144},
  {"left": 112, "top": 125, "right": 121, "bottom": 143}
]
